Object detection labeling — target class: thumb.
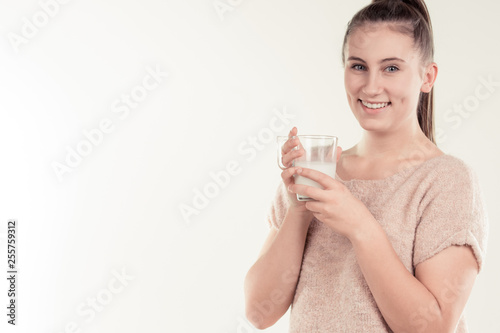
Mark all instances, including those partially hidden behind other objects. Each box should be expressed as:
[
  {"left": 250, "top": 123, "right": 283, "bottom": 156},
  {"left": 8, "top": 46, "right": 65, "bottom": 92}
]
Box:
[{"left": 336, "top": 146, "right": 343, "bottom": 163}]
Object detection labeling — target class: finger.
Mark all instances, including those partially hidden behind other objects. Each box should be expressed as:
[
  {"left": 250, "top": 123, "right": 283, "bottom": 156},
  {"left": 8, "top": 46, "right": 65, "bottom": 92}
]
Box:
[
  {"left": 336, "top": 146, "right": 342, "bottom": 163},
  {"left": 281, "top": 137, "right": 299, "bottom": 155},
  {"left": 289, "top": 183, "right": 326, "bottom": 201},
  {"left": 325, "top": 145, "right": 342, "bottom": 160},
  {"left": 282, "top": 127, "right": 302, "bottom": 153},
  {"left": 280, "top": 167, "right": 301, "bottom": 186},
  {"left": 304, "top": 201, "right": 324, "bottom": 214},
  {"left": 281, "top": 147, "right": 304, "bottom": 168},
  {"left": 296, "top": 167, "right": 337, "bottom": 190}
]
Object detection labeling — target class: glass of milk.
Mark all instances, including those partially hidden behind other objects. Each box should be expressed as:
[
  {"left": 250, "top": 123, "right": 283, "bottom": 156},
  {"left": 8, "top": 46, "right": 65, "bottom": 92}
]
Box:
[{"left": 277, "top": 135, "right": 338, "bottom": 201}]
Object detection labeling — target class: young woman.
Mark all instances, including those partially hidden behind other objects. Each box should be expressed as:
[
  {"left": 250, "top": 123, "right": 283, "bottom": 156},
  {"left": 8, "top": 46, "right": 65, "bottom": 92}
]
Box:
[{"left": 244, "top": 0, "right": 488, "bottom": 332}]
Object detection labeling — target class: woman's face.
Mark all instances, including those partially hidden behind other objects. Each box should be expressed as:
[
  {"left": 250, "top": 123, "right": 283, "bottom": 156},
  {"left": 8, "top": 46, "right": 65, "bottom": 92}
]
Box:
[{"left": 344, "top": 23, "right": 433, "bottom": 135}]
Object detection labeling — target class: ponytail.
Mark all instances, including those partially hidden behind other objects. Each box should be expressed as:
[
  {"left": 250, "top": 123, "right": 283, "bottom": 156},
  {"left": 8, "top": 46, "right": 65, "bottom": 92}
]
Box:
[
  {"left": 342, "top": 0, "right": 436, "bottom": 144},
  {"left": 418, "top": 87, "right": 434, "bottom": 144}
]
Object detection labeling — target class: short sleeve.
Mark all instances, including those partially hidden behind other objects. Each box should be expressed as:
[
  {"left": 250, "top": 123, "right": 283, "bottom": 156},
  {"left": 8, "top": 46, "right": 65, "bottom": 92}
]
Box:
[
  {"left": 266, "top": 182, "right": 290, "bottom": 230},
  {"left": 414, "top": 158, "right": 489, "bottom": 272}
]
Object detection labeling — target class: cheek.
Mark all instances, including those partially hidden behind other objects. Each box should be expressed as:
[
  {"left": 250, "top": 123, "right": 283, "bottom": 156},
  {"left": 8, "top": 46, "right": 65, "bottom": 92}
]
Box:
[
  {"left": 387, "top": 83, "right": 406, "bottom": 101},
  {"left": 344, "top": 72, "right": 361, "bottom": 97},
  {"left": 387, "top": 76, "right": 419, "bottom": 103}
]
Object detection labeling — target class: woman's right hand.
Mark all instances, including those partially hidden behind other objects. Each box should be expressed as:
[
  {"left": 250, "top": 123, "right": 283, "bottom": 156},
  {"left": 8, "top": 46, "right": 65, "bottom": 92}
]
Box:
[{"left": 280, "top": 127, "right": 309, "bottom": 213}]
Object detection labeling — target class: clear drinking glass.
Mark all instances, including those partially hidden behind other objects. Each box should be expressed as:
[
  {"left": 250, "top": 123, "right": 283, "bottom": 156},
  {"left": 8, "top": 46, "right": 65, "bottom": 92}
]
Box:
[{"left": 277, "top": 135, "right": 338, "bottom": 201}]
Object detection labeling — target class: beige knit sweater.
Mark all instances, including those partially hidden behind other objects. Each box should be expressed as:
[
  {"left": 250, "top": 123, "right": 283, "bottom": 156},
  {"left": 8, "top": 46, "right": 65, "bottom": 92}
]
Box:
[{"left": 267, "top": 154, "right": 488, "bottom": 332}]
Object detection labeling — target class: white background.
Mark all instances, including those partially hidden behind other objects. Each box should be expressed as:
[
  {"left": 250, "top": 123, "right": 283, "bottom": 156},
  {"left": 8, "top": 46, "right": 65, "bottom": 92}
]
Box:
[{"left": 0, "top": 0, "right": 499, "bottom": 332}]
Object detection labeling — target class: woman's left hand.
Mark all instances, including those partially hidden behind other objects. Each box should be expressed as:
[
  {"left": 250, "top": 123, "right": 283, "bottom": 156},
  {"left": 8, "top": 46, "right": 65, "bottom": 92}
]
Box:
[{"left": 288, "top": 168, "right": 375, "bottom": 241}]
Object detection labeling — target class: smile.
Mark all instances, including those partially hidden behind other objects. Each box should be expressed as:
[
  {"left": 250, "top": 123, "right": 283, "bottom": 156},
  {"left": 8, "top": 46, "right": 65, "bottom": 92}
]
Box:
[{"left": 360, "top": 100, "right": 391, "bottom": 109}]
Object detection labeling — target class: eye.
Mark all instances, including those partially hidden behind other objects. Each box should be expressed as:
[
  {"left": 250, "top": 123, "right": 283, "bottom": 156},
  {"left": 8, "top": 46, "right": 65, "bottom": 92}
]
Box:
[
  {"left": 385, "top": 65, "right": 399, "bottom": 73},
  {"left": 351, "top": 64, "right": 366, "bottom": 71}
]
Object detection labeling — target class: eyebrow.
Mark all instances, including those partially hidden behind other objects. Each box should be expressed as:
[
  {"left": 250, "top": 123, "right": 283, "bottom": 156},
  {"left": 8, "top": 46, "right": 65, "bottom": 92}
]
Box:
[{"left": 347, "top": 56, "right": 406, "bottom": 63}]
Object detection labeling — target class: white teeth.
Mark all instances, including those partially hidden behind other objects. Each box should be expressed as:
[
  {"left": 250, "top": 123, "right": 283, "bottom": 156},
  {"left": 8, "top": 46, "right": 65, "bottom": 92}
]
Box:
[{"left": 361, "top": 101, "right": 389, "bottom": 109}]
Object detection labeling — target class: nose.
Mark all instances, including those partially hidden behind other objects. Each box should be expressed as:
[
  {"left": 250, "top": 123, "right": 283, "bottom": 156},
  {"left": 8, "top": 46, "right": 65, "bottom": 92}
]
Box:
[{"left": 362, "top": 71, "right": 383, "bottom": 96}]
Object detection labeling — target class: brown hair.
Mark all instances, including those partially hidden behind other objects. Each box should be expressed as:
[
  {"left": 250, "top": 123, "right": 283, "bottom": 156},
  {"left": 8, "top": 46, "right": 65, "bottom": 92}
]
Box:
[{"left": 342, "top": 0, "right": 436, "bottom": 143}]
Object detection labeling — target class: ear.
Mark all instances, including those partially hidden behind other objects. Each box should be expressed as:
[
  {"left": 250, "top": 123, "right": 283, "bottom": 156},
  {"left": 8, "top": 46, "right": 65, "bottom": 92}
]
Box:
[{"left": 421, "top": 62, "right": 438, "bottom": 93}]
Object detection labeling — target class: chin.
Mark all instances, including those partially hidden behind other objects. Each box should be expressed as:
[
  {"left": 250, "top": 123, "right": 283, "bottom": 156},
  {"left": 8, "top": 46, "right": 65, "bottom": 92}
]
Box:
[{"left": 356, "top": 118, "right": 391, "bottom": 133}]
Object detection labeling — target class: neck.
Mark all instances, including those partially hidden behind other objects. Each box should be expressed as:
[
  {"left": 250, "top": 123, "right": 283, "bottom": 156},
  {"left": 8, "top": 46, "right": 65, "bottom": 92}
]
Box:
[{"left": 355, "top": 123, "right": 429, "bottom": 159}]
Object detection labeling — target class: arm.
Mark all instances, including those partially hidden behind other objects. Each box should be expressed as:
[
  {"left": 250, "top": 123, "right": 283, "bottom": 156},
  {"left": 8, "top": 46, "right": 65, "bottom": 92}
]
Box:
[
  {"left": 244, "top": 207, "right": 312, "bottom": 329},
  {"left": 245, "top": 127, "right": 318, "bottom": 329},
  {"left": 352, "top": 220, "right": 478, "bottom": 333}
]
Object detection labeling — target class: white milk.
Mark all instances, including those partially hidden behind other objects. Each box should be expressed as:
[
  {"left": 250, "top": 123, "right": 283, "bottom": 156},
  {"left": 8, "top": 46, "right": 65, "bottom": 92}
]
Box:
[{"left": 293, "top": 161, "right": 337, "bottom": 201}]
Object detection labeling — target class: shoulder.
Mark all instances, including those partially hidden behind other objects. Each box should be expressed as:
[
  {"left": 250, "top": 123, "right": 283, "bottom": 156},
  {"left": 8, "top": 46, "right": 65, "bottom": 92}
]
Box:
[
  {"left": 415, "top": 154, "right": 485, "bottom": 216},
  {"left": 416, "top": 154, "right": 477, "bottom": 185},
  {"left": 410, "top": 154, "right": 484, "bottom": 218},
  {"left": 420, "top": 154, "right": 468, "bottom": 171}
]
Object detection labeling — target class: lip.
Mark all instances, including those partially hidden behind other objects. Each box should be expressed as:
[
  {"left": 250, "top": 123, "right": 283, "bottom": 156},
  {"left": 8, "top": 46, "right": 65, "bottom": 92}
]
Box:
[{"left": 359, "top": 99, "right": 391, "bottom": 115}]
